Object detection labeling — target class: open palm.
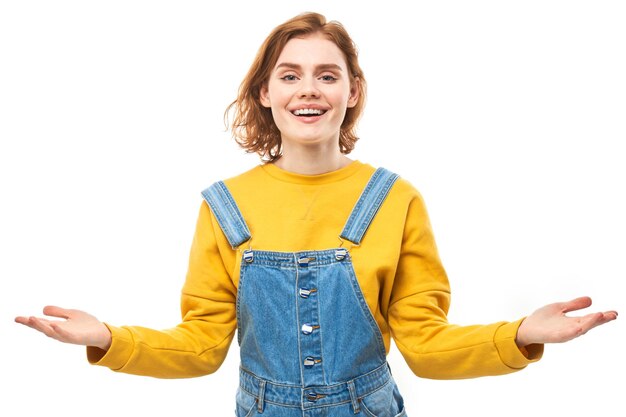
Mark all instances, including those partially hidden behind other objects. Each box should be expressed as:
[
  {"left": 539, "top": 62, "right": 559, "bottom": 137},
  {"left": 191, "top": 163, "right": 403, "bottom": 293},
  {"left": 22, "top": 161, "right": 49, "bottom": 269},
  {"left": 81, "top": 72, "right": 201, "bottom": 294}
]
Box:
[
  {"left": 15, "top": 306, "right": 111, "bottom": 350},
  {"left": 516, "top": 296, "right": 617, "bottom": 346}
]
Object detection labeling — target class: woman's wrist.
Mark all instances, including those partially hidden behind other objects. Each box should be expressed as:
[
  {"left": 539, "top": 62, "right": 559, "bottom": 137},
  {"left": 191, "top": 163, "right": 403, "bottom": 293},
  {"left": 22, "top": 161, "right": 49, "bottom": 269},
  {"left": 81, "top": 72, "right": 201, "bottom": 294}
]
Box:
[{"left": 92, "top": 322, "right": 112, "bottom": 351}]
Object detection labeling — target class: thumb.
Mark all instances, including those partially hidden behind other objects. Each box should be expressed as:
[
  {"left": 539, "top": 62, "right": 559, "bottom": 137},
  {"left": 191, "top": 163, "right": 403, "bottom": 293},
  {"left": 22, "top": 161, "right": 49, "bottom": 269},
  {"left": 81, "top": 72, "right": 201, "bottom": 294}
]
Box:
[
  {"left": 42, "top": 305, "right": 71, "bottom": 319},
  {"left": 561, "top": 296, "right": 592, "bottom": 314}
]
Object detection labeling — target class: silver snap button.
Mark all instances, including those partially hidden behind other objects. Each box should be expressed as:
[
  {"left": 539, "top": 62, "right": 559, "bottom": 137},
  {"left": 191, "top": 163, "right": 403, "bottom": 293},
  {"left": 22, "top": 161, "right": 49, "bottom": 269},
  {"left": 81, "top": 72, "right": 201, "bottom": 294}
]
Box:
[
  {"left": 303, "top": 356, "right": 320, "bottom": 368},
  {"left": 301, "top": 324, "right": 319, "bottom": 335},
  {"left": 307, "top": 392, "right": 324, "bottom": 402},
  {"left": 299, "top": 288, "right": 317, "bottom": 298}
]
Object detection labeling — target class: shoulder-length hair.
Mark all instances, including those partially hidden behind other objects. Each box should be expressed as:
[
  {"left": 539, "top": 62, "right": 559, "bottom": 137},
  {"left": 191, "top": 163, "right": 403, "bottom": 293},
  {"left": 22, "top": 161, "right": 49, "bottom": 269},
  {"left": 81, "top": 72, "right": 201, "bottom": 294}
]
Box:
[{"left": 225, "top": 12, "right": 367, "bottom": 162}]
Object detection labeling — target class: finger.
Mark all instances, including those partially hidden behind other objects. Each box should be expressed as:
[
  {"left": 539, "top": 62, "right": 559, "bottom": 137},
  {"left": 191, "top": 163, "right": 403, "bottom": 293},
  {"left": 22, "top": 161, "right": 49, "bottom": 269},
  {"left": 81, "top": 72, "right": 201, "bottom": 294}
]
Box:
[
  {"left": 42, "top": 305, "right": 71, "bottom": 319},
  {"left": 570, "top": 311, "right": 617, "bottom": 338},
  {"left": 27, "top": 316, "right": 58, "bottom": 338},
  {"left": 546, "top": 313, "right": 600, "bottom": 342},
  {"left": 15, "top": 316, "right": 42, "bottom": 330},
  {"left": 15, "top": 315, "right": 55, "bottom": 325},
  {"left": 561, "top": 296, "right": 592, "bottom": 314},
  {"left": 584, "top": 311, "right": 618, "bottom": 329}
]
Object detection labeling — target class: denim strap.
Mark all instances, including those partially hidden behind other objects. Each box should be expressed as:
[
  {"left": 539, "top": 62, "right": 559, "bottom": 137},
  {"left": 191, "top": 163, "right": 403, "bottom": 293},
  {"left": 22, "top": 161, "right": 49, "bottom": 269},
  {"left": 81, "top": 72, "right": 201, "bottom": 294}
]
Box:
[
  {"left": 201, "top": 181, "right": 251, "bottom": 249},
  {"left": 340, "top": 167, "right": 399, "bottom": 245}
]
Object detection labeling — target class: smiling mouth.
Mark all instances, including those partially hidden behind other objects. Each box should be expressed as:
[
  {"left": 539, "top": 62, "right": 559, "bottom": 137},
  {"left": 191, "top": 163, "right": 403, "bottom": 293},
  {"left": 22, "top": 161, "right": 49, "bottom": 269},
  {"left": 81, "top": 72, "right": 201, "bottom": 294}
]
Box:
[{"left": 291, "top": 108, "right": 327, "bottom": 116}]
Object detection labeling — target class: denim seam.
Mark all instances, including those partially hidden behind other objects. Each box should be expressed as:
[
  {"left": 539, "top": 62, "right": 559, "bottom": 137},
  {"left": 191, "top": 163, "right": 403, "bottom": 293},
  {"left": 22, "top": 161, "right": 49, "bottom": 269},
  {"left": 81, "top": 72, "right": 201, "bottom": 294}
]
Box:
[
  {"left": 202, "top": 182, "right": 251, "bottom": 249},
  {"left": 243, "top": 402, "right": 256, "bottom": 417},
  {"left": 340, "top": 168, "right": 399, "bottom": 245},
  {"left": 241, "top": 365, "right": 388, "bottom": 390},
  {"left": 294, "top": 255, "right": 305, "bottom": 389},
  {"left": 340, "top": 169, "right": 378, "bottom": 242},
  {"left": 357, "top": 377, "right": 391, "bottom": 400},
  {"left": 352, "top": 173, "right": 398, "bottom": 243},
  {"left": 236, "top": 265, "right": 248, "bottom": 346},
  {"left": 358, "top": 379, "right": 400, "bottom": 417},
  {"left": 314, "top": 264, "right": 328, "bottom": 385},
  {"left": 342, "top": 262, "right": 387, "bottom": 361},
  {"left": 240, "top": 366, "right": 304, "bottom": 388},
  {"left": 238, "top": 365, "right": 392, "bottom": 409},
  {"left": 349, "top": 170, "right": 383, "bottom": 240},
  {"left": 303, "top": 399, "right": 353, "bottom": 410},
  {"left": 216, "top": 181, "right": 251, "bottom": 246}
]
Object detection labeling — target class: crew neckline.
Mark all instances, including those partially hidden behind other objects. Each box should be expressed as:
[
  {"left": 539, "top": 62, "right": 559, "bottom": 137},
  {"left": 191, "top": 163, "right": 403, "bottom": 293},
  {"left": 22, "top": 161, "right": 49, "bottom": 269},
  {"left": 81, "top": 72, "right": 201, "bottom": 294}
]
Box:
[{"left": 261, "top": 160, "right": 365, "bottom": 185}]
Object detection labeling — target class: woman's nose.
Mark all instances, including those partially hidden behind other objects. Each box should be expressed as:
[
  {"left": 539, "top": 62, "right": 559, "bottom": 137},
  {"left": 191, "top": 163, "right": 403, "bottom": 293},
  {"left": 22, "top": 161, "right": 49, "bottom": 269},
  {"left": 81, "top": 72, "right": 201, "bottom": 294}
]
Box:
[{"left": 297, "top": 78, "right": 320, "bottom": 98}]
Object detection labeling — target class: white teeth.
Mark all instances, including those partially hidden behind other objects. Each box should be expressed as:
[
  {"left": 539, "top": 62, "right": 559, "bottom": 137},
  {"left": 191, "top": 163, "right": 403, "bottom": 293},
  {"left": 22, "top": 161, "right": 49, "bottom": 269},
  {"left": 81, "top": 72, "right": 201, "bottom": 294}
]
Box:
[{"left": 293, "top": 108, "right": 324, "bottom": 116}]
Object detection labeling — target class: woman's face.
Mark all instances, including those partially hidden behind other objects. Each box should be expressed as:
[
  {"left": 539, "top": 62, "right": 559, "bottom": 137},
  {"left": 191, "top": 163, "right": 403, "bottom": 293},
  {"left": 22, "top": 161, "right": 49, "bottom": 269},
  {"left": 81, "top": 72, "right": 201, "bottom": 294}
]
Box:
[{"left": 260, "top": 33, "right": 359, "bottom": 151}]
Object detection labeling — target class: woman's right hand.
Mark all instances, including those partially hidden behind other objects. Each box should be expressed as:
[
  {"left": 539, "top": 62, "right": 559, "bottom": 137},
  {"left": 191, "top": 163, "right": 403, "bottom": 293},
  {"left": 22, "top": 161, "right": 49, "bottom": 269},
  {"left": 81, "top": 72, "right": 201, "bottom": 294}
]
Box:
[{"left": 15, "top": 306, "right": 112, "bottom": 351}]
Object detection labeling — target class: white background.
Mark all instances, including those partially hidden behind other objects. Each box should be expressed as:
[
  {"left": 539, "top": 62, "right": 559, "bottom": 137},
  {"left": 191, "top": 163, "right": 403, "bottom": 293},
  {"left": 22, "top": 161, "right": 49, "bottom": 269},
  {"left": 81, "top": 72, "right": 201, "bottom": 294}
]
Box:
[{"left": 1, "top": 1, "right": 624, "bottom": 416}]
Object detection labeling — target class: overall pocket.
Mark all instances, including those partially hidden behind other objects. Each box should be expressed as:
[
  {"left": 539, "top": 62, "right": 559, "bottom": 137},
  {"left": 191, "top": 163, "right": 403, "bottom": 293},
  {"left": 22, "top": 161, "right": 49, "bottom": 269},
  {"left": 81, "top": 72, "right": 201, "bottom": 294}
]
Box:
[
  {"left": 235, "top": 387, "right": 258, "bottom": 417},
  {"left": 360, "top": 378, "right": 406, "bottom": 417}
]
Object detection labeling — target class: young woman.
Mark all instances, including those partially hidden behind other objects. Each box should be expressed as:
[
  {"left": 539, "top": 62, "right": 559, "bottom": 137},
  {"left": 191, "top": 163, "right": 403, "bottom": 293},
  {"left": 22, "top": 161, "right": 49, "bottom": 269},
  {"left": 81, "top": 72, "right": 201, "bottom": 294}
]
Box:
[{"left": 15, "top": 12, "right": 617, "bottom": 417}]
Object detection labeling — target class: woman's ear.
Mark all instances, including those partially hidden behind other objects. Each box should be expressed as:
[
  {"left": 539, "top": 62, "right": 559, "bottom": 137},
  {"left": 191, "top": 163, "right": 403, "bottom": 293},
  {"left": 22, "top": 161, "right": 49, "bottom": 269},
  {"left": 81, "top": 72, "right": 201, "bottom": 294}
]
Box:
[
  {"left": 347, "top": 77, "right": 360, "bottom": 108},
  {"left": 260, "top": 84, "right": 271, "bottom": 108}
]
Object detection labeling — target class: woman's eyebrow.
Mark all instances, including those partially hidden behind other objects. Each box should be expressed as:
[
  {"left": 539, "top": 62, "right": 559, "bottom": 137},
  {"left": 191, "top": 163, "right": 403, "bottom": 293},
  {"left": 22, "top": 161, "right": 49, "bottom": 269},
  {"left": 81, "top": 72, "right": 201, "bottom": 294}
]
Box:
[{"left": 275, "top": 63, "right": 344, "bottom": 72}]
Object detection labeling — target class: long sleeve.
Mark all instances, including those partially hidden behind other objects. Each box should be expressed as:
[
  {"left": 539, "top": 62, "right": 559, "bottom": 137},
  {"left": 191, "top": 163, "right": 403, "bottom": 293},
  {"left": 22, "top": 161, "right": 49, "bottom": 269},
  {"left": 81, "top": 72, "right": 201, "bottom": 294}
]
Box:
[
  {"left": 388, "top": 191, "right": 543, "bottom": 379},
  {"left": 87, "top": 202, "right": 237, "bottom": 378}
]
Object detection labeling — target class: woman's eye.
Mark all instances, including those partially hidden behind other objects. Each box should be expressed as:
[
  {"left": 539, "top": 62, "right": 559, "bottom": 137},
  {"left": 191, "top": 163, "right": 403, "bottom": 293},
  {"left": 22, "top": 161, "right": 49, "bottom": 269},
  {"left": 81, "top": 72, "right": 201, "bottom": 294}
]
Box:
[
  {"left": 281, "top": 75, "right": 298, "bottom": 81},
  {"left": 320, "top": 75, "right": 337, "bottom": 82}
]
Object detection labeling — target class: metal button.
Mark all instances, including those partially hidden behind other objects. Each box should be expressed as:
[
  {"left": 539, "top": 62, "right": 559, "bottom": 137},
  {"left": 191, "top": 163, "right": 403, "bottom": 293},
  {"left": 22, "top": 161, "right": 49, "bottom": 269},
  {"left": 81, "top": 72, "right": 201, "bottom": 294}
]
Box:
[
  {"left": 301, "top": 324, "right": 319, "bottom": 335},
  {"left": 297, "top": 256, "right": 311, "bottom": 267},
  {"left": 299, "top": 288, "right": 317, "bottom": 298},
  {"left": 243, "top": 250, "right": 254, "bottom": 263},
  {"left": 335, "top": 248, "right": 348, "bottom": 260},
  {"left": 306, "top": 392, "right": 327, "bottom": 402},
  {"left": 303, "top": 356, "right": 321, "bottom": 368}
]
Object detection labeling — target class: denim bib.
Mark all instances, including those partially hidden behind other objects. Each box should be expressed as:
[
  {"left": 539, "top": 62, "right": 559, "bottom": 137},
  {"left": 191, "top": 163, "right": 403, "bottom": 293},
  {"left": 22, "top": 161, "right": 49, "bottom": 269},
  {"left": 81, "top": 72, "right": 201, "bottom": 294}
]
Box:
[{"left": 202, "top": 168, "right": 407, "bottom": 417}]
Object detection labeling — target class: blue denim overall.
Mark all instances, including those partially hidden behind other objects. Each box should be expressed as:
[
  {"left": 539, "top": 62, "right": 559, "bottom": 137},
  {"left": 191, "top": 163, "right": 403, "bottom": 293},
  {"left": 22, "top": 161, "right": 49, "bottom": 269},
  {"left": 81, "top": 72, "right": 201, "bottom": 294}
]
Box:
[{"left": 202, "top": 168, "right": 406, "bottom": 417}]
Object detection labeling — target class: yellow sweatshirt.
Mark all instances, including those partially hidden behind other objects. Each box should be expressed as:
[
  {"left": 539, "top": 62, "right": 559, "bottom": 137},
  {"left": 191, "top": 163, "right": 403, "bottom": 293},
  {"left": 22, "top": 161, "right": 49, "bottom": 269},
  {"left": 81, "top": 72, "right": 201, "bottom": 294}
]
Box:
[{"left": 88, "top": 160, "right": 542, "bottom": 378}]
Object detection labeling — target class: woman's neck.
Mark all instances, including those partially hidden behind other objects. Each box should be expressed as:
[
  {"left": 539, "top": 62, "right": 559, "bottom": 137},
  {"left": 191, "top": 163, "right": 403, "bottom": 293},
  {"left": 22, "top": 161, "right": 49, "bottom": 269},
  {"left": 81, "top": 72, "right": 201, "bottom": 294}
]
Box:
[{"left": 274, "top": 144, "right": 352, "bottom": 175}]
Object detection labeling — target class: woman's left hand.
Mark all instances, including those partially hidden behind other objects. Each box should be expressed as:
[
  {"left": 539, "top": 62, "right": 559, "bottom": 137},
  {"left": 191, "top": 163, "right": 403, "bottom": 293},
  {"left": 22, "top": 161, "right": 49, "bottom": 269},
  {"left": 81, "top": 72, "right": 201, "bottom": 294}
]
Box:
[{"left": 515, "top": 296, "right": 617, "bottom": 347}]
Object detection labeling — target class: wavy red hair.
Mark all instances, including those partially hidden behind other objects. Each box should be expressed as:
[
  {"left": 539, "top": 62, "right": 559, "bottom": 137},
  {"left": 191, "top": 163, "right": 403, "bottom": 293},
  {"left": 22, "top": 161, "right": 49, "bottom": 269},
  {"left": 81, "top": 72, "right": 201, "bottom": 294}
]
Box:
[{"left": 225, "top": 12, "right": 367, "bottom": 162}]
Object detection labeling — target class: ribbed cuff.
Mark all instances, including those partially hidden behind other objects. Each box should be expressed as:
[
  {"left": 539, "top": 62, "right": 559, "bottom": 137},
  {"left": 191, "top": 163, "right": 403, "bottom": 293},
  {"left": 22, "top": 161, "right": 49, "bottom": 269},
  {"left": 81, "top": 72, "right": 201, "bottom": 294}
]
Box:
[
  {"left": 494, "top": 318, "right": 544, "bottom": 369},
  {"left": 87, "top": 323, "right": 134, "bottom": 370}
]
